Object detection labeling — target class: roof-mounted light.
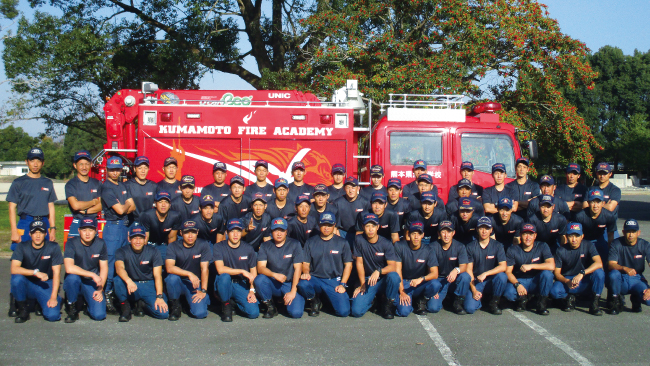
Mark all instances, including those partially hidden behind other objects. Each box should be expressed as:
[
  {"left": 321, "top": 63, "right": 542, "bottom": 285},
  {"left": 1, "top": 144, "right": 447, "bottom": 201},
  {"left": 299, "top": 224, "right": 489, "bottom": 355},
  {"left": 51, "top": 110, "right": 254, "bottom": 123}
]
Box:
[{"left": 472, "top": 102, "right": 502, "bottom": 114}]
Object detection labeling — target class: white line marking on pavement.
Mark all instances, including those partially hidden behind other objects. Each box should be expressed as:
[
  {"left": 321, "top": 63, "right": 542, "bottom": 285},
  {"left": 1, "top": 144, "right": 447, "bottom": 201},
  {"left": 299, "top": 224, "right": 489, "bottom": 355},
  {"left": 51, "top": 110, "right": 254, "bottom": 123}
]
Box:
[
  {"left": 416, "top": 315, "right": 461, "bottom": 366},
  {"left": 507, "top": 310, "right": 594, "bottom": 366}
]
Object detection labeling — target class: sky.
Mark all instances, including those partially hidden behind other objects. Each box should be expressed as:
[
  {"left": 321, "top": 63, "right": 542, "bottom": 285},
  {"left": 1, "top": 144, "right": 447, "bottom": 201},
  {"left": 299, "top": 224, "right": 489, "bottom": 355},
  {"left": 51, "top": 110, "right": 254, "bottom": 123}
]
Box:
[{"left": 4, "top": 0, "right": 650, "bottom": 136}]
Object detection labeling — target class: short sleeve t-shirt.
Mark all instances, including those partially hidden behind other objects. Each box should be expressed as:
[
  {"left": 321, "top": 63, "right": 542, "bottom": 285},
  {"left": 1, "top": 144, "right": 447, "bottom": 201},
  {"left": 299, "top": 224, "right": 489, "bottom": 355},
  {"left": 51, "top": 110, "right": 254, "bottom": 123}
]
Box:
[
  {"left": 449, "top": 214, "right": 480, "bottom": 245},
  {"left": 101, "top": 180, "right": 132, "bottom": 221},
  {"left": 11, "top": 241, "right": 63, "bottom": 279},
  {"left": 309, "top": 203, "right": 340, "bottom": 227},
  {"left": 465, "top": 239, "right": 506, "bottom": 276},
  {"left": 212, "top": 240, "right": 257, "bottom": 281},
  {"left": 445, "top": 196, "right": 485, "bottom": 217},
  {"left": 554, "top": 241, "right": 599, "bottom": 276},
  {"left": 140, "top": 208, "right": 182, "bottom": 245},
  {"left": 125, "top": 179, "right": 157, "bottom": 224},
  {"left": 171, "top": 195, "right": 201, "bottom": 224},
  {"left": 506, "top": 178, "right": 541, "bottom": 217},
  {"left": 327, "top": 185, "right": 344, "bottom": 202},
  {"left": 394, "top": 240, "right": 438, "bottom": 280},
  {"left": 245, "top": 183, "right": 275, "bottom": 201},
  {"left": 64, "top": 236, "right": 108, "bottom": 275},
  {"left": 596, "top": 183, "right": 622, "bottom": 220},
  {"left": 506, "top": 242, "right": 553, "bottom": 279},
  {"left": 430, "top": 240, "right": 469, "bottom": 277},
  {"left": 6, "top": 175, "right": 57, "bottom": 216},
  {"left": 219, "top": 195, "right": 252, "bottom": 224},
  {"left": 555, "top": 183, "right": 588, "bottom": 203},
  {"left": 386, "top": 198, "right": 411, "bottom": 234},
  {"left": 156, "top": 180, "right": 182, "bottom": 201},
  {"left": 608, "top": 238, "right": 650, "bottom": 275},
  {"left": 526, "top": 213, "right": 567, "bottom": 253},
  {"left": 405, "top": 208, "right": 447, "bottom": 243},
  {"left": 287, "top": 215, "right": 319, "bottom": 247},
  {"left": 352, "top": 235, "right": 398, "bottom": 274},
  {"left": 354, "top": 209, "right": 400, "bottom": 241},
  {"left": 115, "top": 245, "right": 163, "bottom": 281},
  {"left": 303, "top": 235, "right": 353, "bottom": 279},
  {"left": 571, "top": 209, "right": 617, "bottom": 241},
  {"left": 266, "top": 199, "right": 296, "bottom": 220},
  {"left": 287, "top": 183, "right": 315, "bottom": 207},
  {"left": 333, "top": 195, "right": 370, "bottom": 232},
  {"left": 65, "top": 176, "right": 102, "bottom": 220},
  {"left": 257, "top": 238, "right": 304, "bottom": 282},
  {"left": 166, "top": 239, "right": 211, "bottom": 277},
  {"left": 241, "top": 212, "right": 273, "bottom": 250},
  {"left": 192, "top": 213, "right": 225, "bottom": 244},
  {"left": 482, "top": 185, "right": 516, "bottom": 206},
  {"left": 448, "top": 182, "right": 484, "bottom": 201},
  {"left": 491, "top": 214, "right": 524, "bottom": 251},
  {"left": 360, "top": 186, "right": 388, "bottom": 201},
  {"left": 200, "top": 183, "right": 230, "bottom": 202},
  {"left": 526, "top": 196, "right": 570, "bottom": 220}
]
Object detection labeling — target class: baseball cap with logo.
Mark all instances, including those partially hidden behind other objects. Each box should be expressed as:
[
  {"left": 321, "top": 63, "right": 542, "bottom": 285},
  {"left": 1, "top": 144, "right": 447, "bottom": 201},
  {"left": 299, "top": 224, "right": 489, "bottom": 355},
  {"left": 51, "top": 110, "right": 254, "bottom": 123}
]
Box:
[
  {"left": 344, "top": 176, "right": 359, "bottom": 187},
  {"left": 292, "top": 161, "right": 306, "bottom": 171},
  {"left": 566, "top": 163, "right": 581, "bottom": 174},
  {"left": 331, "top": 163, "right": 345, "bottom": 174},
  {"left": 163, "top": 157, "right": 178, "bottom": 167},
  {"left": 227, "top": 218, "right": 244, "bottom": 231},
  {"left": 387, "top": 178, "right": 402, "bottom": 189},
  {"left": 271, "top": 217, "right": 288, "bottom": 230},
  {"left": 274, "top": 178, "right": 289, "bottom": 189},
  {"left": 370, "top": 165, "right": 384, "bottom": 176},
  {"left": 409, "top": 221, "right": 425, "bottom": 233},
  {"left": 371, "top": 192, "right": 387, "bottom": 203},
  {"left": 255, "top": 160, "right": 269, "bottom": 169},
  {"left": 492, "top": 163, "right": 506, "bottom": 173},
  {"left": 477, "top": 216, "right": 493, "bottom": 228},
  {"left": 253, "top": 192, "right": 267, "bottom": 204},
  {"left": 566, "top": 222, "right": 583, "bottom": 235},
  {"left": 295, "top": 194, "right": 310, "bottom": 206},
  {"left": 181, "top": 220, "right": 199, "bottom": 232},
  {"left": 180, "top": 175, "right": 195, "bottom": 188},
  {"left": 134, "top": 156, "right": 149, "bottom": 166},
  {"left": 459, "top": 198, "right": 474, "bottom": 211},
  {"left": 516, "top": 157, "right": 530, "bottom": 166},
  {"left": 623, "top": 219, "right": 640, "bottom": 231},
  {"left": 313, "top": 184, "right": 328, "bottom": 195},
  {"left": 497, "top": 197, "right": 513, "bottom": 209},
  {"left": 319, "top": 211, "right": 336, "bottom": 225},
  {"left": 539, "top": 175, "right": 555, "bottom": 186},
  {"left": 539, "top": 195, "right": 554, "bottom": 206},
  {"left": 29, "top": 220, "right": 47, "bottom": 233},
  {"left": 74, "top": 150, "right": 92, "bottom": 163},
  {"left": 521, "top": 223, "right": 537, "bottom": 233},
  {"left": 413, "top": 160, "right": 427, "bottom": 170},
  {"left": 79, "top": 216, "right": 97, "bottom": 229},
  {"left": 362, "top": 213, "right": 379, "bottom": 226},
  {"left": 596, "top": 162, "right": 612, "bottom": 173},
  {"left": 106, "top": 156, "right": 123, "bottom": 169},
  {"left": 27, "top": 147, "right": 45, "bottom": 161},
  {"left": 417, "top": 174, "right": 432, "bottom": 184},
  {"left": 588, "top": 188, "right": 605, "bottom": 202},
  {"left": 155, "top": 191, "right": 171, "bottom": 202},
  {"left": 129, "top": 226, "right": 146, "bottom": 238},
  {"left": 460, "top": 161, "right": 474, "bottom": 171},
  {"left": 199, "top": 195, "right": 215, "bottom": 207},
  {"left": 458, "top": 178, "right": 472, "bottom": 189},
  {"left": 213, "top": 161, "right": 227, "bottom": 172},
  {"left": 439, "top": 220, "right": 455, "bottom": 231},
  {"left": 420, "top": 191, "right": 437, "bottom": 203},
  {"left": 230, "top": 175, "right": 245, "bottom": 187}
]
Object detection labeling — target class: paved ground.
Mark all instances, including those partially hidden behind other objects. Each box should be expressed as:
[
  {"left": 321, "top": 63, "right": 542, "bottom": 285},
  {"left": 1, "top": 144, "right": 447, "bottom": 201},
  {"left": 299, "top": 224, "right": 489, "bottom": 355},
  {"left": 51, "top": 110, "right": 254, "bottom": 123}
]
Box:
[{"left": 1, "top": 193, "right": 650, "bottom": 365}]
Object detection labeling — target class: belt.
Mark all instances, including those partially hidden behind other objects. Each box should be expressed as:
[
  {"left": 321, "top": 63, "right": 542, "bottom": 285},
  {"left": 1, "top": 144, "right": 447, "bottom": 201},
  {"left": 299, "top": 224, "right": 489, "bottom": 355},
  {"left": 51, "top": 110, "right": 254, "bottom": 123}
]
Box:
[
  {"left": 106, "top": 219, "right": 129, "bottom": 225},
  {"left": 20, "top": 215, "right": 45, "bottom": 220},
  {"left": 136, "top": 280, "right": 152, "bottom": 283}
]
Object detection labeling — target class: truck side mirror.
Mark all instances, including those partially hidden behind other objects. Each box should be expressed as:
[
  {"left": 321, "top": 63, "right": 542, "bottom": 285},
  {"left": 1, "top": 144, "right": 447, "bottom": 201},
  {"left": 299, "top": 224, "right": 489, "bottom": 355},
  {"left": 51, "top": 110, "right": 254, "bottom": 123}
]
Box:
[{"left": 526, "top": 140, "right": 538, "bottom": 160}]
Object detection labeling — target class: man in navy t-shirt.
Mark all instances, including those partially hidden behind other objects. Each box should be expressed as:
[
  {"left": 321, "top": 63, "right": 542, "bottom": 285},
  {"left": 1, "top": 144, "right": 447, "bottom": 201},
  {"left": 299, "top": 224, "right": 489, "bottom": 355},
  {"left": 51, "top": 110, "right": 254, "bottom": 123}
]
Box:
[
  {"left": 526, "top": 175, "right": 570, "bottom": 220},
  {"left": 549, "top": 222, "right": 604, "bottom": 315},
  {"left": 446, "top": 179, "right": 484, "bottom": 217},
  {"left": 245, "top": 160, "right": 275, "bottom": 201},
  {"left": 241, "top": 193, "right": 272, "bottom": 250},
  {"left": 213, "top": 219, "right": 259, "bottom": 322},
  {"left": 297, "top": 211, "right": 353, "bottom": 317},
  {"left": 504, "top": 223, "right": 555, "bottom": 315},
  {"left": 114, "top": 226, "right": 168, "bottom": 322},
  {"left": 526, "top": 195, "right": 567, "bottom": 254},
  {"left": 287, "top": 195, "right": 319, "bottom": 246},
  {"left": 449, "top": 198, "right": 480, "bottom": 245},
  {"left": 327, "top": 163, "right": 346, "bottom": 202},
  {"left": 140, "top": 191, "right": 182, "bottom": 261},
  {"left": 310, "top": 184, "right": 340, "bottom": 229},
  {"left": 219, "top": 175, "right": 252, "bottom": 224},
  {"left": 554, "top": 162, "right": 588, "bottom": 214},
  {"left": 333, "top": 177, "right": 370, "bottom": 247},
  {"left": 448, "top": 162, "right": 483, "bottom": 202},
  {"left": 63, "top": 216, "right": 108, "bottom": 322},
  {"left": 192, "top": 195, "right": 225, "bottom": 246},
  {"left": 65, "top": 150, "right": 102, "bottom": 237},
  {"left": 490, "top": 197, "right": 523, "bottom": 251},
  {"left": 156, "top": 157, "right": 182, "bottom": 200},
  {"left": 124, "top": 156, "right": 157, "bottom": 226},
  {"left": 385, "top": 178, "right": 411, "bottom": 238},
  {"left": 266, "top": 178, "right": 296, "bottom": 220},
  {"left": 200, "top": 162, "right": 230, "bottom": 207},
  {"left": 354, "top": 192, "right": 400, "bottom": 243},
  {"left": 572, "top": 188, "right": 617, "bottom": 266},
  {"left": 505, "top": 157, "right": 541, "bottom": 219},
  {"left": 287, "top": 161, "right": 314, "bottom": 205},
  {"left": 360, "top": 165, "right": 388, "bottom": 201},
  {"left": 171, "top": 175, "right": 201, "bottom": 223},
  {"left": 350, "top": 213, "right": 401, "bottom": 319},
  {"left": 482, "top": 163, "right": 518, "bottom": 215},
  {"left": 405, "top": 191, "right": 447, "bottom": 246},
  {"left": 10, "top": 220, "right": 63, "bottom": 322},
  {"left": 593, "top": 162, "right": 622, "bottom": 232}
]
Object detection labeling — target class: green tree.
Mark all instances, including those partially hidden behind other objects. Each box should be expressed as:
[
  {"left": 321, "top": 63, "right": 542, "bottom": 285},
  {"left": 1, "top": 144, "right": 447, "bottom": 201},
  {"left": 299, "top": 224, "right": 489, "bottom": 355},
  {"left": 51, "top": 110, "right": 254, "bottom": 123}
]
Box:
[
  {"left": 0, "top": 125, "right": 37, "bottom": 161},
  {"left": 38, "top": 136, "right": 69, "bottom": 179}
]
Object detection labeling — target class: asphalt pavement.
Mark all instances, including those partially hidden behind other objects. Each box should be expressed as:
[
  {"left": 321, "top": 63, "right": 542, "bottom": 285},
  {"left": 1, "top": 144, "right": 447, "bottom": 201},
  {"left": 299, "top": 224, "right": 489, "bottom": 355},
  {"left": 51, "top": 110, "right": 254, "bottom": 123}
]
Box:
[{"left": 1, "top": 193, "right": 650, "bottom": 366}]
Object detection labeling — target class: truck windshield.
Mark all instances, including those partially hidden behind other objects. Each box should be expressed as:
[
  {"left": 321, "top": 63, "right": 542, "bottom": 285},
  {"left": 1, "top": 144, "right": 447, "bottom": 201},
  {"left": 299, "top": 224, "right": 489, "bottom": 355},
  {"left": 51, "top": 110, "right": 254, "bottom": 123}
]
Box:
[
  {"left": 461, "top": 133, "right": 515, "bottom": 178},
  {"left": 390, "top": 132, "right": 443, "bottom": 166}
]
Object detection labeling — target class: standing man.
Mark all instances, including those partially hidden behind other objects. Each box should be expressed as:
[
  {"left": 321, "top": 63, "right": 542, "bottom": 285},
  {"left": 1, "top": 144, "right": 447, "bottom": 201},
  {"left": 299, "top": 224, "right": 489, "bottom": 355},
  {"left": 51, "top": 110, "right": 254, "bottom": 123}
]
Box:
[
  {"left": 100, "top": 156, "right": 135, "bottom": 312},
  {"left": 405, "top": 191, "right": 448, "bottom": 246},
  {"left": 593, "top": 162, "right": 622, "bottom": 235},
  {"left": 125, "top": 156, "right": 156, "bottom": 226},
  {"left": 446, "top": 179, "right": 484, "bottom": 217},
  {"left": 333, "top": 177, "right": 370, "bottom": 247},
  {"left": 192, "top": 195, "right": 225, "bottom": 247},
  {"left": 407, "top": 174, "right": 444, "bottom": 212},
  {"left": 171, "top": 175, "right": 200, "bottom": 223},
  {"left": 288, "top": 195, "right": 319, "bottom": 246},
  {"left": 385, "top": 178, "right": 411, "bottom": 238},
  {"left": 201, "top": 162, "right": 230, "bottom": 208},
  {"left": 350, "top": 213, "right": 401, "bottom": 319},
  {"left": 360, "top": 165, "right": 388, "bottom": 201},
  {"left": 448, "top": 162, "right": 483, "bottom": 201},
  {"left": 241, "top": 193, "right": 273, "bottom": 250},
  {"left": 550, "top": 223, "right": 604, "bottom": 315},
  {"left": 607, "top": 219, "right": 650, "bottom": 314},
  {"left": 490, "top": 198, "right": 523, "bottom": 251},
  {"left": 65, "top": 150, "right": 102, "bottom": 237},
  {"left": 571, "top": 189, "right": 617, "bottom": 268},
  {"left": 504, "top": 224, "right": 555, "bottom": 315},
  {"left": 298, "top": 212, "right": 353, "bottom": 317},
  {"left": 165, "top": 220, "right": 212, "bottom": 320},
  {"left": 114, "top": 226, "right": 169, "bottom": 322},
  {"left": 526, "top": 195, "right": 567, "bottom": 254},
  {"left": 327, "top": 163, "right": 346, "bottom": 202},
  {"left": 355, "top": 192, "right": 400, "bottom": 243},
  {"left": 140, "top": 191, "right": 182, "bottom": 261},
  {"left": 156, "top": 157, "right": 182, "bottom": 200},
  {"left": 7, "top": 147, "right": 57, "bottom": 250},
  {"left": 483, "top": 163, "right": 517, "bottom": 215},
  {"left": 402, "top": 160, "right": 437, "bottom": 199},
  {"left": 463, "top": 217, "right": 508, "bottom": 315},
  {"left": 213, "top": 218, "right": 259, "bottom": 322},
  {"left": 506, "top": 157, "right": 541, "bottom": 218},
  {"left": 219, "top": 175, "right": 252, "bottom": 224},
  {"left": 526, "top": 175, "right": 570, "bottom": 220},
  {"left": 310, "top": 184, "right": 340, "bottom": 225},
  {"left": 254, "top": 218, "right": 305, "bottom": 319},
  {"left": 448, "top": 198, "right": 479, "bottom": 245},
  {"left": 10, "top": 220, "right": 62, "bottom": 323},
  {"left": 394, "top": 221, "right": 441, "bottom": 317},
  {"left": 429, "top": 221, "right": 471, "bottom": 314},
  {"left": 555, "top": 163, "right": 588, "bottom": 213},
  {"left": 245, "top": 160, "right": 275, "bottom": 200},
  {"left": 287, "top": 161, "right": 314, "bottom": 205},
  {"left": 266, "top": 178, "right": 296, "bottom": 220},
  {"left": 63, "top": 217, "right": 108, "bottom": 322}
]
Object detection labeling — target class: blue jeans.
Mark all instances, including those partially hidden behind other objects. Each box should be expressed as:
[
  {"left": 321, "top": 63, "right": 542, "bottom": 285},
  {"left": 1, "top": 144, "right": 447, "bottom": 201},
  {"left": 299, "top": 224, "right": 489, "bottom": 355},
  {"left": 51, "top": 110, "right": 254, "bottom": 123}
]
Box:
[
  {"left": 254, "top": 274, "right": 305, "bottom": 318},
  {"left": 10, "top": 275, "right": 61, "bottom": 321},
  {"left": 608, "top": 271, "right": 650, "bottom": 306},
  {"left": 504, "top": 271, "right": 554, "bottom": 301},
  {"left": 150, "top": 244, "right": 168, "bottom": 262},
  {"left": 429, "top": 272, "right": 471, "bottom": 313},
  {"left": 113, "top": 277, "right": 169, "bottom": 319},
  {"left": 550, "top": 269, "right": 605, "bottom": 299},
  {"left": 12, "top": 217, "right": 50, "bottom": 251},
  {"left": 297, "top": 277, "right": 351, "bottom": 317},
  {"left": 463, "top": 272, "right": 508, "bottom": 314},
  {"left": 395, "top": 278, "right": 442, "bottom": 317},
  {"left": 164, "top": 274, "right": 209, "bottom": 319},
  {"left": 103, "top": 220, "right": 129, "bottom": 292},
  {"left": 63, "top": 274, "right": 106, "bottom": 320},
  {"left": 214, "top": 274, "right": 259, "bottom": 319},
  {"left": 350, "top": 272, "right": 401, "bottom": 318},
  {"left": 590, "top": 237, "right": 610, "bottom": 271}
]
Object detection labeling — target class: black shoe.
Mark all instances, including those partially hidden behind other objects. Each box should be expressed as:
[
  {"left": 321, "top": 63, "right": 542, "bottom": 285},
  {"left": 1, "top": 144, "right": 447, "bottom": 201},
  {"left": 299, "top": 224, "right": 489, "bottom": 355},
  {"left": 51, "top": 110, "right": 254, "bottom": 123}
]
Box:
[
  {"left": 134, "top": 299, "right": 145, "bottom": 317},
  {"left": 452, "top": 296, "right": 466, "bottom": 315},
  {"left": 631, "top": 295, "right": 643, "bottom": 313},
  {"left": 562, "top": 294, "right": 576, "bottom": 312},
  {"left": 65, "top": 302, "right": 79, "bottom": 323},
  {"left": 382, "top": 298, "right": 395, "bottom": 319},
  {"left": 168, "top": 299, "right": 182, "bottom": 321},
  {"left": 221, "top": 301, "right": 233, "bottom": 322},
  {"left": 119, "top": 302, "right": 132, "bottom": 322},
  {"left": 589, "top": 294, "right": 603, "bottom": 316},
  {"left": 608, "top": 295, "right": 620, "bottom": 315},
  {"left": 414, "top": 296, "right": 428, "bottom": 316},
  {"left": 308, "top": 296, "right": 322, "bottom": 317},
  {"left": 262, "top": 300, "right": 278, "bottom": 319},
  {"left": 105, "top": 291, "right": 117, "bottom": 314},
  {"left": 514, "top": 295, "right": 528, "bottom": 312},
  {"left": 488, "top": 296, "right": 502, "bottom": 315},
  {"left": 34, "top": 302, "right": 43, "bottom": 317},
  {"left": 8, "top": 294, "right": 17, "bottom": 317},
  {"left": 536, "top": 296, "right": 549, "bottom": 315},
  {"left": 14, "top": 301, "right": 30, "bottom": 323}
]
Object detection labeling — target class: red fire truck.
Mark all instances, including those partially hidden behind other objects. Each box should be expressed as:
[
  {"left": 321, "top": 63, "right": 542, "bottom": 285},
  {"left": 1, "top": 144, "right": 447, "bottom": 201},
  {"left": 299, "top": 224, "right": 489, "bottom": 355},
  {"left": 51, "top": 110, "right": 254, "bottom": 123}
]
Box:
[{"left": 63, "top": 80, "right": 537, "bottom": 242}]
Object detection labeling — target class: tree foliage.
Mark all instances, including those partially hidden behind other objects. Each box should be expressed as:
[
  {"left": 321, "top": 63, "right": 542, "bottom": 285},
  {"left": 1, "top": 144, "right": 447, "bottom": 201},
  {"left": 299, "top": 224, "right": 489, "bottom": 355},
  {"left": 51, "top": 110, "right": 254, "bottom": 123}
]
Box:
[{"left": 0, "top": 125, "right": 37, "bottom": 161}]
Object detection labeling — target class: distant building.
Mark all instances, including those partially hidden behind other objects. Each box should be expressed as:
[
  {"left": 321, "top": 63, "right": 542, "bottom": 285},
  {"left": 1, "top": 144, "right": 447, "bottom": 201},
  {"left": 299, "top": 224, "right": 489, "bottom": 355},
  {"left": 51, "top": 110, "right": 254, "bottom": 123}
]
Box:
[{"left": 0, "top": 161, "right": 29, "bottom": 176}]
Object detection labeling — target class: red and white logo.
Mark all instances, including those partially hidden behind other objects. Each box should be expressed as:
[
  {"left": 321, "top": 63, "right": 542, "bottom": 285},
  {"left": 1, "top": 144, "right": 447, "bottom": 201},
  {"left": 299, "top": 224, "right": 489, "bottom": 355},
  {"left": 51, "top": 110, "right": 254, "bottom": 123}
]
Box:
[
  {"left": 239, "top": 256, "right": 248, "bottom": 260},
  {"left": 598, "top": 225, "right": 606, "bottom": 228},
  {"left": 486, "top": 255, "right": 494, "bottom": 259},
  {"left": 283, "top": 254, "right": 292, "bottom": 258},
  {"left": 140, "top": 261, "right": 150, "bottom": 265},
  {"left": 193, "top": 254, "right": 202, "bottom": 259},
  {"left": 146, "top": 192, "right": 153, "bottom": 196},
  {"left": 122, "top": 191, "right": 127, "bottom": 195},
  {"left": 330, "top": 250, "right": 339, "bottom": 254},
  {"left": 416, "top": 259, "right": 426, "bottom": 263},
  {"left": 551, "top": 229, "right": 558, "bottom": 233},
  {"left": 635, "top": 255, "right": 643, "bottom": 259},
  {"left": 525, "top": 191, "right": 531, "bottom": 195},
  {"left": 91, "top": 189, "right": 98, "bottom": 193},
  {"left": 41, "top": 187, "right": 49, "bottom": 191},
  {"left": 92, "top": 254, "right": 100, "bottom": 258},
  {"left": 449, "top": 257, "right": 457, "bottom": 260},
  {"left": 356, "top": 208, "right": 364, "bottom": 212},
  {"left": 381, "top": 225, "right": 388, "bottom": 228},
  {"left": 508, "top": 230, "right": 515, "bottom": 233},
  {"left": 531, "top": 257, "right": 540, "bottom": 263},
  {"left": 41, "top": 255, "right": 50, "bottom": 260},
  {"left": 580, "top": 254, "right": 585, "bottom": 258},
  {"left": 375, "top": 252, "right": 385, "bottom": 256}
]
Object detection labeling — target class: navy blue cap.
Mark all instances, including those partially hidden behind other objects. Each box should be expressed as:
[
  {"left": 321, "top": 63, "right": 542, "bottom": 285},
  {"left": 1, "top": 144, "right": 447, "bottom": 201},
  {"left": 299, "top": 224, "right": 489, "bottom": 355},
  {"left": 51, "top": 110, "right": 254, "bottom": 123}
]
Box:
[
  {"left": 439, "top": 220, "right": 455, "bottom": 231},
  {"left": 255, "top": 160, "right": 269, "bottom": 169},
  {"left": 409, "top": 221, "right": 424, "bottom": 233},
  {"left": 292, "top": 161, "right": 306, "bottom": 171},
  {"left": 417, "top": 174, "right": 432, "bottom": 184},
  {"left": 230, "top": 175, "right": 245, "bottom": 186},
  {"left": 459, "top": 198, "right": 474, "bottom": 211},
  {"left": 566, "top": 222, "right": 583, "bottom": 235},
  {"left": 566, "top": 163, "right": 581, "bottom": 174},
  {"left": 181, "top": 220, "right": 199, "bottom": 232},
  {"left": 180, "top": 175, "right": 195, "bottom": 187},
  {"left": 596, "top": 162, "right": 612, "bottom": 173},
  {"left": 313, "top": 184, "right": 328, "bottom": 195},
  {"left": 227, "top": 218, "right": 244, "bottom": 231},
  {"left": 213, "top": 161, "right": 227, "bottom": 172},
  {"left": 460, "top": 161, "right": 474, "bottom": 171},
  {"left": 163, "top": 157, "right": 178, "bottom": 167},
  {"left": 331, "top": 163, "right": 345, "bottom": 174},
  {"left": 387, "top": 178, "right": 402, "bottom": 189},
  {"left": 29, "top": 220, "right": 47, "bottom": 233},
  {"left": 539, "top": 175, "right": 555, "bottom": 186},
  {"left": 588, "top": 188, "right": 605, "bottom": 202},
  {"left": 271, "top": 217, "right": 288, "bottom": 230},
  {"left": 370, "top": 165, "right": 384, "bottom": 176},
  {"left": 78, "top": 216, "right": 97, "bottom": 229},
  {"left": 539, "top": 195, "right": 554, "bottom": 206},
  {"left": 623, "top": 219, "right": 640, "bottom": 231},
  {"left": 199, "top": 195, "right": 215, "bottom": 207},
  {"left": 458, "top": 178, "right": 472, "bottom": 189},
  {"left": 497, "top": 197, "right": 513, "bottom": 209},
  {"left": 319, "top": 211, "right": 336, "bottom": 225},
  {"left": 274, "top": 178, "right": 289, "bottom": 189},
  {"left": 420, "top": 191, "right": 437, "bottom": 203},
  {"left": 477, "top": 216, "right": 492, "bottom": 228},
  {"left": 521, "top": 223, "right": 536, "bottom": 233},
  {"left": 74, "top": 150, "right": 92, "bottom": 163},
  {"left": 252, "top": 192, "right": 267, "bottom": 203},
  {"left": 295, "top": 194, "right": 310, "bottom": 206},
  {"left": 371, "top": 192, "right": 387, "bottom": 203},
  {"left": 129, "top": 226, "right": 146, "bottom": 238},
  {"left": 155, "top": 191, "right": 172, "bottom": 202},
  {"left": 492, "top": 163, "right": 506, "bottom": 173},
  {"left": 344, "top": 176, "right": 359, "bottom": 187},
  {"left": 413, "top": 160, "right": 427, "bottom": 170},
  {"left": 134, "top": 156, "right": 149, "bottom": 166},
  {"left": 26, "top": 147, "right": 44, "bottom": 161},
  {"left": 362, "top": 213, "right": 379, "bottom": 225},
  {"left": 516, "top": 157, "right": 530, "bottom": 166},
  {"left": 106, "top": 156, "right": 123, "bottom": 169}
]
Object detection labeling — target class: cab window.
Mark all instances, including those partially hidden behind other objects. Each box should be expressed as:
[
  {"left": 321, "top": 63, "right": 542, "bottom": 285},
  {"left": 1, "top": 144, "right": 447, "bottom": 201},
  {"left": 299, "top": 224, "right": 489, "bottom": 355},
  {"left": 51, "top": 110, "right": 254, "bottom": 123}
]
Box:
[
  {"left": 390, "top": 132, "right": 443, "bottom": 166},
  {"left": 461, "top": 133, "right": 515, "bottom": 178}
]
